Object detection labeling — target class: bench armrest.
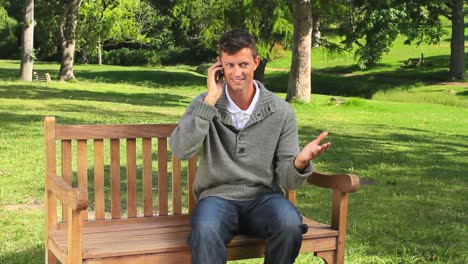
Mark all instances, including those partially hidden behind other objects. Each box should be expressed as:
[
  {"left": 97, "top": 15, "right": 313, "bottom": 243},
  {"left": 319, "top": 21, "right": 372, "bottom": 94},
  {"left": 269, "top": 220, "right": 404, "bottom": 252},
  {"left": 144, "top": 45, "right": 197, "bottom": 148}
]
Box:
[
  {"left": 47, "top": 174, "right": 88, "bottom": 211},
  {"left": 307, "top": 171, "right": 359, "bottom": 193}
]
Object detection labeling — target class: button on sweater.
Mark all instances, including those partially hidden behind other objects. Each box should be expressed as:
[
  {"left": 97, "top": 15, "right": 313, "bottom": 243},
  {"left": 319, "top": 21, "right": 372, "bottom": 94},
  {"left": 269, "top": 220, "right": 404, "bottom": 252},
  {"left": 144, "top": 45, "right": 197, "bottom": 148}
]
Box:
[{"left": 169, "top": 81, "right": 313, "bottom": 201}]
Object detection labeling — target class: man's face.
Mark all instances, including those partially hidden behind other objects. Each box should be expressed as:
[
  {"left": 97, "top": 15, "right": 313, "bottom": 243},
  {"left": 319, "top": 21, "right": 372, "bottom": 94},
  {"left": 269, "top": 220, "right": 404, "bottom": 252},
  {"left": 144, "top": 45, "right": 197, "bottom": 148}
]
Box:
[{"left": 220, "top": 48, "right": 260, "bottom": 93}]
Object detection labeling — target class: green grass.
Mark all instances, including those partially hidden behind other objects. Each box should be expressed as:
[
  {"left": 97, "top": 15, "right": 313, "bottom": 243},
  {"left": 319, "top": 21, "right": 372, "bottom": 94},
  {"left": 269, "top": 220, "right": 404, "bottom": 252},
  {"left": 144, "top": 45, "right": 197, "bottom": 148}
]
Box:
[{"left": 0, "top": 59, "right": 467, "bottom": 264}]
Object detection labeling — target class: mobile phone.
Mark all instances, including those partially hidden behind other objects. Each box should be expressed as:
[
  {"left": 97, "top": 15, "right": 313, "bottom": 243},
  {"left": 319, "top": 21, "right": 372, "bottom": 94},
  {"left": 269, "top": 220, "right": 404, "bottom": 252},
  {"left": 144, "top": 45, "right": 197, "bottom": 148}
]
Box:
[{"left": 215, "top": 69, "right": 224, "bottom": 82}]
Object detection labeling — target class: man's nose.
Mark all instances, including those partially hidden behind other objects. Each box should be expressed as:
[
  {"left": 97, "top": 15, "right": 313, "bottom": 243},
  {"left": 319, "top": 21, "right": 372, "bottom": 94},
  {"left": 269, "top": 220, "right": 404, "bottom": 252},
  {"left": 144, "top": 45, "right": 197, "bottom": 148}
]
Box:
[{"left": 232, "top": 65, "right": 242, "bottom": 76}]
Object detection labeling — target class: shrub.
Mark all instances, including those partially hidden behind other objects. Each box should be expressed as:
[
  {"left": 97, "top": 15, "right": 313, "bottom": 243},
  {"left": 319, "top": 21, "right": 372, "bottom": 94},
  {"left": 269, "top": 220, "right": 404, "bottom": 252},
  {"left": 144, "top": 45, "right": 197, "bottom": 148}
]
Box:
[{"left": 96, "top": 48, "right": 162, "bottom": 66}]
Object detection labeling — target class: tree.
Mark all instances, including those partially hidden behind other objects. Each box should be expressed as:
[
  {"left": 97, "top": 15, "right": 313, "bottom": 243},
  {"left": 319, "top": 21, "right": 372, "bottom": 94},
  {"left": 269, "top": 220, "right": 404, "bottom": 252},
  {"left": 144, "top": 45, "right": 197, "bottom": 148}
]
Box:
[
  {"left": 77, "top": 0, "right": 153, "bottom": 65},
  {"left": 161, "top": 0, "right": 293, "bottom": 79},
  {"left": 0, "top": 5, "right": 18, "bottom": 59},
  {"left": 340, "top": 1, "right": 406, "bottom": 69},
  {"left": 58, "top": 0, "right": 82, "bottom": 81},
  {"left": 19, "top": 0, "right": 34, "bottom": 81},
  {"left": 286, "top": 0, "right": 312, "bottom": 103},
  {"left": 448, "top": 0, "right": 465, "bottom": 79}
]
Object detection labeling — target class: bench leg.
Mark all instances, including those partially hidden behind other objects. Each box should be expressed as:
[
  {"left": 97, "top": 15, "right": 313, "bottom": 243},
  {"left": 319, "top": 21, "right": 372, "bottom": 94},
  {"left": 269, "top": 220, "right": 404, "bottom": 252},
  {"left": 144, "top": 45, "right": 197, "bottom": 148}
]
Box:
[
  {"left": 46, "top": 249, "right": 57, "bottom": 264},
  {"left": 315, "top": 251, "right": 336, "bottom": 264}
]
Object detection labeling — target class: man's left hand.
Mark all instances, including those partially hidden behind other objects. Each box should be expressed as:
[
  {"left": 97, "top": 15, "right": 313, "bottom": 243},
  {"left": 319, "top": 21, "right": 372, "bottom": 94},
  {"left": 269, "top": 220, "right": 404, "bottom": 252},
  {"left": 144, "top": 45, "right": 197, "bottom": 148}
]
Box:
[{"left": 294, "top": 132, "right": 331, "bottom": 172}]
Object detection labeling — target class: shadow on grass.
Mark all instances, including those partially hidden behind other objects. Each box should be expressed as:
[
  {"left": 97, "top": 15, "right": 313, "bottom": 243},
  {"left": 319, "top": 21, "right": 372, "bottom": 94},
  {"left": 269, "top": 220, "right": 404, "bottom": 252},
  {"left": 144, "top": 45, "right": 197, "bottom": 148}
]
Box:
[
  {"left": 0, "top": 83, "right": 192, "bottom": 107},
  {"left": 0, "top": 244, "right": 43, "bottom": 264},
  {"left": 75, "top": 68, "right": 206, "bottom": 88},
  {"left": 298, "top": 124, "right": 468, "bottom": 179},
  {"left": 265, "top": 52, "right": 468, "bottom": 98},
  {"left": 0, "top": 63, "right": 206, "bottom": 88},
  {"left": 296, "top": 123, "right": 467, "bottom": 261}
]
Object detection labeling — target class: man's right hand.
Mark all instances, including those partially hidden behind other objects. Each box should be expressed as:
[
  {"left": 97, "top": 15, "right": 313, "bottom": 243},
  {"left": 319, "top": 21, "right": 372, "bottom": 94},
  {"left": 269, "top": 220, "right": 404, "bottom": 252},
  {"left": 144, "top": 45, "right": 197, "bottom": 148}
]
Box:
[{"left": 204, "top": 59, "right": 224, "bottom": 106}]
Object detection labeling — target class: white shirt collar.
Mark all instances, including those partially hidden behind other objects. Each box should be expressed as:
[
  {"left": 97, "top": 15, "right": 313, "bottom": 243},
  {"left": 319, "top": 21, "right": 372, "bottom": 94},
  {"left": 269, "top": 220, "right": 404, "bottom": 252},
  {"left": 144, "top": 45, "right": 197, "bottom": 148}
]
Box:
[
  {"left": 225, "top": 81, "right": 260, "bottom": 129},
  {"left": 225, "top": 81, "right": 260, "bottom": 115}
]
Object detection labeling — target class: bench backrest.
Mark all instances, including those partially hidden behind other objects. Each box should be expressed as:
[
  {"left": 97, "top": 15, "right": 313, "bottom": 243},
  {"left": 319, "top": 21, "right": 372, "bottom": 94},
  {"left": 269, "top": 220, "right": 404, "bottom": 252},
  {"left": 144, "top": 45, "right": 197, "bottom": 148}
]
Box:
[{"left": 45, "top": 117, "right": 297, "bottom": 223}]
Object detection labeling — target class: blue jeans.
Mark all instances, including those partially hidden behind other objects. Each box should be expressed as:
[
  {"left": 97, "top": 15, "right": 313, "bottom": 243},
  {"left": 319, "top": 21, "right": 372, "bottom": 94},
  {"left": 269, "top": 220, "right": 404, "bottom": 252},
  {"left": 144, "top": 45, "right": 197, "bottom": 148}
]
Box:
[{"left": 188, "top": 193, "right": 307, "bottom": 264}]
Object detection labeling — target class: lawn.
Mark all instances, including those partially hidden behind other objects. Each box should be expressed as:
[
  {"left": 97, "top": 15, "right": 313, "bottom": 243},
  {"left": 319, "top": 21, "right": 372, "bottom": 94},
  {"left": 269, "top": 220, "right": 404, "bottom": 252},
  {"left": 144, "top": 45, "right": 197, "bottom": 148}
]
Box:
[
  {"left": 0, "top": 55, "right": 467, "bottom": 264},
  {"left": 1, "top": 15, "right": 468, "bottom": 262}
]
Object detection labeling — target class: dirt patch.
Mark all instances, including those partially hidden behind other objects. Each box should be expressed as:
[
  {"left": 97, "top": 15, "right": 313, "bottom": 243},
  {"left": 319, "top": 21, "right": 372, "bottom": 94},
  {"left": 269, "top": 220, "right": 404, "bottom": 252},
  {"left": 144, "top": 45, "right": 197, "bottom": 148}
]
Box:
[
  {"left": 266, "top": 67, "right": 289, "bottom": 72},
  {"left": 3, "top": 198, "right": 43, "bottom": 212},
  {"left": 359, "top": 178, "right": 378, "bottom": 186}
]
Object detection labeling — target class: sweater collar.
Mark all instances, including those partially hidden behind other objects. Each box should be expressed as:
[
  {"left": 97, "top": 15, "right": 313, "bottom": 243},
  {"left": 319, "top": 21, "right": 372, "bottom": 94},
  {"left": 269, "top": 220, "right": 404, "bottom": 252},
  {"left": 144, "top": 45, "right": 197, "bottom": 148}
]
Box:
[{"left": 216, "top": 81, "right": 276, "bottom": 129}]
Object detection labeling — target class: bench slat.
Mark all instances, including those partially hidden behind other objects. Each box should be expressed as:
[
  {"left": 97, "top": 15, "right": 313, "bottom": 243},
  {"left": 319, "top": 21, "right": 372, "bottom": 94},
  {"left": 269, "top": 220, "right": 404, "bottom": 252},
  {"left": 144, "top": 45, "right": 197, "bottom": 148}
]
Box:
[
  {"left": 142, "top": 138, "right": 153, "bottom": 216},
  {"left": 126, "top": 139, "right": 137, "bottom": 218},
  {"left": 77, "top": 139, "right": 88, "bottom": 220},
  {"left": 172, "top": 156, "right": 182, "bottom": 215},
  {"left": 55, "top": 124, "right": 177, "bottom": 140},
  {"left": 187, "top": 156, "right": 197, "bottom": 214},
  {"left": 61, "top": 140, "right": 72, "bottom": 222},
  {"left": 94, "top": 139, "right": 105, "bottom": 220},
  {"left": 158, "top": 137, "right": 168, "bottom": 216},
  {"left": 110, "top": 139, "right": 121, "bottom": 219}
]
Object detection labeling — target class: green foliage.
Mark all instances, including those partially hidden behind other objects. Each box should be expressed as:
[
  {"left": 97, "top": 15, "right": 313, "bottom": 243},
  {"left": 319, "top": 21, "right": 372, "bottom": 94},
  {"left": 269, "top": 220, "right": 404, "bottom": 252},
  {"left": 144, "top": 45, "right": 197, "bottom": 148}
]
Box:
[
  {"left": 92, "top": 48, "right": 158, "bottom": 66},
  {"left": 0, "top": 6, "right": 18, "bottom": 58},
  {"left": 34, "top": 0, "right": 62, "bottom": 60},
  {"left": 169, "top": 0, "right": 292, "bottom": 63},
  {"left": 341, "top": 3, "right": 406, "bottom": 69},
  {"left": 77, "top": 0, "right": 152, "bottom": 56}
]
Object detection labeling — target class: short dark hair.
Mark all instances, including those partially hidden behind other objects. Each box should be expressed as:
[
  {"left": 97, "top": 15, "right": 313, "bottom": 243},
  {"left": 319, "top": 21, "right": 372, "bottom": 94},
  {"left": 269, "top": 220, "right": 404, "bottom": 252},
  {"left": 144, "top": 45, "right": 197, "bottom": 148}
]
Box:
[{"left": 218, "top": 29, "right": 258, "bottom": 57}]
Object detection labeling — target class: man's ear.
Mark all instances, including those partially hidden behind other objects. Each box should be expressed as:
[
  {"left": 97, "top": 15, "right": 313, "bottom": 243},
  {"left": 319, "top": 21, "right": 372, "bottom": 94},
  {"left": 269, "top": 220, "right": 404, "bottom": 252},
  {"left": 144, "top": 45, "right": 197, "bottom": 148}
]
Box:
[{"left": 254, "top": 55, "right": 260, "bottom": 69}]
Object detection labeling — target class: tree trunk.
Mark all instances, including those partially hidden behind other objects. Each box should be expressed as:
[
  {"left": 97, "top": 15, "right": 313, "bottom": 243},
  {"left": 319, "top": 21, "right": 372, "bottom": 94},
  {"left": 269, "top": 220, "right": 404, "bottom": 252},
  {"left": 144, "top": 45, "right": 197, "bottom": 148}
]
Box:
[
  {"left": 254, "top": 59, "right": 267, "bottom": 83},
  {"left": 312, "top": 13, "right": 321, "bottom": 48},
  {"left": 448, "top": 0, "right": 466, "bottom": 80},
  {"left": 286, "top": 0, "right": 312, "bottom": 103},
  {"left": 97, "top": 36, "right": 102, "bottom": 65},
  {"left": 59, "top": 0, "right": 82, "bottom": 81},
  {"left": 20, "top": 0, "right": 34, "bottom": 82}
]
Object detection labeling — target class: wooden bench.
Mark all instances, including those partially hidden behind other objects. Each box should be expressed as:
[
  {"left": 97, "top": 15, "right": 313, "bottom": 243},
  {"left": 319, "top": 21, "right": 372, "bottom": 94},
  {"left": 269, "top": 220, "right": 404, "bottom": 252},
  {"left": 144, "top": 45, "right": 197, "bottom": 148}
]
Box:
[
  {"left": 34, "top": 71, "right": 52, "bottom": 83},
  {"left": 404, "top": 53, "right": 424, "bottom": 68},
  {"left": 44, "top": 116, "right": 359, "bottom": 264}
]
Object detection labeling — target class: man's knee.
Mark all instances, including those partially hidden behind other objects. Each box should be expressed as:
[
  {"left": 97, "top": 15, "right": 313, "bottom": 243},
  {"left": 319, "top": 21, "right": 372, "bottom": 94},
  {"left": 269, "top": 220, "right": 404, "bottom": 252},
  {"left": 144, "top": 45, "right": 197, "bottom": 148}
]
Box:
[
  {"left": 190, "top": 218, "right": 225, "bottom": 244},
  {"left": 275, "top": 212, "right": 304, "bottom": 236}
]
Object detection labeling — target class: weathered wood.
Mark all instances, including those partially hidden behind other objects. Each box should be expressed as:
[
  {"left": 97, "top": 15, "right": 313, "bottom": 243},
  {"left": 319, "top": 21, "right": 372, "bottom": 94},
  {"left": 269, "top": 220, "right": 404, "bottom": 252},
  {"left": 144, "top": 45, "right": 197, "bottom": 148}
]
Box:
[
  {"left": 286, "top": 190, "right": 297, "bottom": 206},
  {"left": 77, "top": 139, "right": 88, "bottom": 220},
  {"left": 67, "top": 208, "right": 84, "bottom": 264},
  {"left": 158, "top": 137, "right": 168, "bottom": 216},
  {"left": 142, "top": 138, "right": 153, "bottom": 216},
  {"left": 187, "top": 156, "right": 197, "bottom": 214},
  {"left": 110, "top": 139, "right": 121, "bottom": 219},
  {"left": 45, "top": 117, "right": 359, "bottom": 264},
  {"left": 126, "top": 139, "right": 137, "bottom": 218},
  {"left": 61, "top": 140, "right": 72, "bottom": 222},
  {"left": 46, "top": 174, "right": 88, "bottom": 211},
  {"left": 93, "top": 140, "right": 105, "bottom": 220},
  {"left": 307, "top": 171, "right": 359, "bottom": 193},
  {"left": 50, "top": 216, "right": 336, "bottom": 260},
  {"left": 56, "top": 124, "right": 177, "bottom": 140},
  {"left": 172, "top": 156, "right": 182, "bottom": 215},
  {"left": 332, "top": 190, "right": 349, "bottom": 264},
  {"left": 45, "top": 117, "right": 58, "bottom": 264}
]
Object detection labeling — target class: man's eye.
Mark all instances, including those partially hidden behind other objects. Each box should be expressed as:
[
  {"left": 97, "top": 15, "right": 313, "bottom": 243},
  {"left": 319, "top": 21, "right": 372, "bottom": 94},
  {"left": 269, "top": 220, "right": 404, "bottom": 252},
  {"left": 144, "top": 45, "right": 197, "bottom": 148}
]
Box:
[
  {"left": 240, "top": 63, "right": 249, "bottom": 68},
  {"left": 226, "top": 64, "right": 234, "bottom": 68}
]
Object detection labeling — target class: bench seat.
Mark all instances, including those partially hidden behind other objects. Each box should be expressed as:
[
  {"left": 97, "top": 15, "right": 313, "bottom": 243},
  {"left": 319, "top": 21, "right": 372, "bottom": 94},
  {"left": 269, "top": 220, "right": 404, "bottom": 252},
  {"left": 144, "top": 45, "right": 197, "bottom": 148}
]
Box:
[{"left": 49, "top": 215, "right": 338, "bottom": 263}]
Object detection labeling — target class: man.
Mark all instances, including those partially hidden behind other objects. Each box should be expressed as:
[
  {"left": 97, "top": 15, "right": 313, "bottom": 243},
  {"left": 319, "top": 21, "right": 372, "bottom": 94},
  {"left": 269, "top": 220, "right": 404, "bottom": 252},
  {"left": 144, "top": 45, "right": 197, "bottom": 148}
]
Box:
[{"left": 170, "top": 29, "right": 330, "bottom": 264}]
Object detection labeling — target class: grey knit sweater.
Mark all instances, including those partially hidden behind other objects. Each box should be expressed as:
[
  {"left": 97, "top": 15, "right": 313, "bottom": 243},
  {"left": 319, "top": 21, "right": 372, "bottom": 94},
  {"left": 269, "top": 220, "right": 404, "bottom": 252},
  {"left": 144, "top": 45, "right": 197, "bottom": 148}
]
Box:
[{"left": 169, "top": 81, "right": 313, "bottom": 201}]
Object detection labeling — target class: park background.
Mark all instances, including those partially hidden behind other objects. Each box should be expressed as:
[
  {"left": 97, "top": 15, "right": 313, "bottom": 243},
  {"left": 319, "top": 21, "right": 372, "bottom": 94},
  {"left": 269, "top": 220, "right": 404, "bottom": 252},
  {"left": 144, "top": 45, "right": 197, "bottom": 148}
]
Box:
[{"left": 0, "top": 1, "right": 467, "bottom": 263}]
